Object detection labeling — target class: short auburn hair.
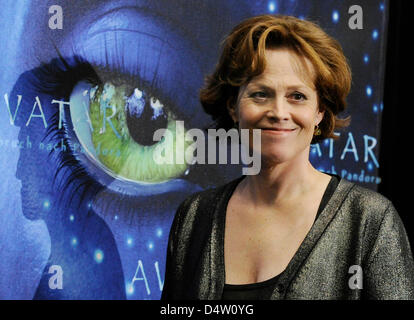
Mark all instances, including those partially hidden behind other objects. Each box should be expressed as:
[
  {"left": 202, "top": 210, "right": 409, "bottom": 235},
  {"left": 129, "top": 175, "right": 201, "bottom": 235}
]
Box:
[{"left": 199, "top": 14, "right": 351, "bottom": 143}]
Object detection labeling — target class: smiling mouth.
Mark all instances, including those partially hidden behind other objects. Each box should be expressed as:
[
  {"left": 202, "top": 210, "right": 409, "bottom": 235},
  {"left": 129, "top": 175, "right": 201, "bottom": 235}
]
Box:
[
  {"left": 260, "top": 128, "right": 297, "bottom": 137},
  {"left": 261, "top": 128, "right": 296, "bottom": 132}
]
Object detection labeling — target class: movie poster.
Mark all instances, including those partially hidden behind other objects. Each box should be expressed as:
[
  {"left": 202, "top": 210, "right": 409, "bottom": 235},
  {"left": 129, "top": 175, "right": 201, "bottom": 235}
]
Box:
[{"left": 0, "top": 0, "right": 388, "bottom": 299}]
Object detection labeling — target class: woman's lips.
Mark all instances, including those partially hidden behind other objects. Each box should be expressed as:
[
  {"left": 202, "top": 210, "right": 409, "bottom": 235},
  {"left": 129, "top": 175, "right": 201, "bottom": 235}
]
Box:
[{"left": 261, "top": 128, "right": 297, "bottom": 135}]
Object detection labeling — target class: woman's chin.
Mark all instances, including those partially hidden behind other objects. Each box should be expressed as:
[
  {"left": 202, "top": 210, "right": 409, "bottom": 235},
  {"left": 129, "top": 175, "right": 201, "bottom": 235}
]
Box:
[{"left": 260, "top": 151, "right": 292, "bottom": 167}]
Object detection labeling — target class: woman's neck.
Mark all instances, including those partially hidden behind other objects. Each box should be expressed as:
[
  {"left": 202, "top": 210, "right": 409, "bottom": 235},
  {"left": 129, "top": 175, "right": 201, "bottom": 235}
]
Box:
[{"left": 240, "top": 151, "right": 326, "bottom": 209}]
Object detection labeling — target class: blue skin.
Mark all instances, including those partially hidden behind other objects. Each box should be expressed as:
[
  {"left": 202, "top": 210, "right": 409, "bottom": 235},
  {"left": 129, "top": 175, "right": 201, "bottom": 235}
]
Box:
[
  {"left": 6, "top": 0, "right": 253, "bottom": 299},
  {"left": 3, "top": 0, "right": 310, "bottom": 299}
]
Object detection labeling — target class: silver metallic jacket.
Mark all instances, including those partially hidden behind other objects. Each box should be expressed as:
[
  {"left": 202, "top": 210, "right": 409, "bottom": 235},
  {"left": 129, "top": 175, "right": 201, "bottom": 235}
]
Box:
[{"left": 161, "top": 176, "right": 414, "bottom": 300}]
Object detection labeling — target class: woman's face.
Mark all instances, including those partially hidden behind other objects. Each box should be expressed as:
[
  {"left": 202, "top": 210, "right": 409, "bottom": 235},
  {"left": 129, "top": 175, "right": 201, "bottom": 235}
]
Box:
[{"left": 230, "top": 48, "right": 324, "bottom": 165}]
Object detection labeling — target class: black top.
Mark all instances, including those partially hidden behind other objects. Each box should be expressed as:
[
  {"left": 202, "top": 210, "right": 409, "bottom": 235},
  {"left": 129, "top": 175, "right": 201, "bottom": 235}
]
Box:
[{"left": 221, "top": 174, "right": 340, "bottom": 300}]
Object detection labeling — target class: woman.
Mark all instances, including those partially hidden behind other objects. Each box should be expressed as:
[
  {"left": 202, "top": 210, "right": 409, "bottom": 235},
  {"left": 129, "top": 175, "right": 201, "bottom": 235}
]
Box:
[{"left": 161, "top": 15, "right": 414, "bottom": 300}]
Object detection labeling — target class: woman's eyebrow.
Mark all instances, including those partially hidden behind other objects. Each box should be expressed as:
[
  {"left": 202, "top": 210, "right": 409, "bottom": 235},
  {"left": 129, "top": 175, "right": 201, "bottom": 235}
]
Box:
[
  {"left": 247, "top": 85, "right": 267, "bottom": 91},
  {"left": 246, "top": 81, "right": 273, "bottom": 90},
  {"left": 286, "top": 85, "right": 314, "bottom": 92},
  {"left": 247, "top": 81, "right": 313, "bottom": 93}
]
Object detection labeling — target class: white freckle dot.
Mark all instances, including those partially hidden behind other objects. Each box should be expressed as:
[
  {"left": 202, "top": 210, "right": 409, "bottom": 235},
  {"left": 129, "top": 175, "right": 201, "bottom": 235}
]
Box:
[
  {"left": 127, "top": 237, "right": 133, "bottom": 247},
  {"left": 94, "top": 249, "right": 104, "bottom": 263},
  {"left": 268, "top": 1, "right": 276, "bottom": 13},
  {"left": 332, "top": 11, "right": 339, "bottom": 23},
  {"left": 156, "top": 228, "right": 163, "bottom": 237},
  {"left": 43, "top": 200, "right": 50, "bottom": 209},
  {"left": 126, "top": 283, "right": 134, "bottom": 295},
  {"left": 366, "top": 86, "right": 372, "bottom": 97}
]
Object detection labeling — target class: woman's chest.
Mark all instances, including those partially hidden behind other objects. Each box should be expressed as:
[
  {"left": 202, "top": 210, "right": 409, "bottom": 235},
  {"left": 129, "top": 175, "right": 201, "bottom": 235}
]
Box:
[{"left": 224, "top": 198, "right": 319, "bottom": 284}]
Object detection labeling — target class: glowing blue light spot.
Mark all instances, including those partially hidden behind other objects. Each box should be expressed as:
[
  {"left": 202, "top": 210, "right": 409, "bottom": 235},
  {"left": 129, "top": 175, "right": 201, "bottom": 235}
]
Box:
[
  {"left": 69, "top": 214, "right": 74, "bottom": 222},
  {"left": 156, "top": 228, "right": 163, "bottom": 238},
  {"left": 372, "top": 29, "right": 379, "bottom": 40},
  {"left": 127, "top": 236, "right": 133, "bottom": 247},
  {"left": 71, "top": 237, "right": 78, "bottom": 246},
  {"left": 363, "top": 54, "right": 369, "bottom": 64},
  {"left": 268, "top": 1, "right": 277, "bottom": 13},
  {"left": 148, "top": 241, "right": 154, "bottom": 251},
  {"left": 43, "top": 200, "right": 50, "bottom": 209},
  {"left": 366, "top": 86, "right": 372, "bottom": 97},
  {"left": 114, "top": 215, "right": 119, "bottom": 221},
  {"left": 380, "top": 102, "right": 384, "bottom": 111},
  {"left": 332, "top": 10, "right": 339, "bottom": 23},
  {"left": 94, "top": 249, "right": 104, "bottom": 263},
  {"left": 373, "top": 104, "right": 378, "bottom": 113},
  {"left": 324, "top": 140, "right": 329, "bottom": 146},
  {"left": 126, "top": 283, "right": 134, "bottom": 295},
  {"left": 380, "top": 3, "right": 384, "bottom": 11},
  {"left": 298, "top": 15, "right": 305, "bottom": 20},
  {"left": 87, "top": 202, "right": 92, "bottom": 209},
  {"left": 367, "top": 162, "right": 374, "bottom": 171}
]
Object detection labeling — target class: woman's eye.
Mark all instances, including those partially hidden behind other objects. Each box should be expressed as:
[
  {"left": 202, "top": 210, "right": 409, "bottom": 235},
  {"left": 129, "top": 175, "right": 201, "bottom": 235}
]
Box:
[
  {"left": 250, "top": 91, "right": 267, "bottom": 99},
  {"left": 69, "top": 80, "right": 194, "bottom": 183},
  {"left": 289, "top": 92, "right": 307, "bottom": 101}
]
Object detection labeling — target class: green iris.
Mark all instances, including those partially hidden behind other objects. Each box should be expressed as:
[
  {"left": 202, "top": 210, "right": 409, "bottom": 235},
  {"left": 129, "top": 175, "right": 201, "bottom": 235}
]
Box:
[{"left": 84, "top": 82, "right": 192, "bottom": 183}]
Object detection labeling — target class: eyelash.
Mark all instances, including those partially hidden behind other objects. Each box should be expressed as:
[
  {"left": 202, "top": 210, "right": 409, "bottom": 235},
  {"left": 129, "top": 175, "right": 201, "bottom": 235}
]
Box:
[
  {"left": 249, "top": 91, "right": 307, "bottom": 101},
  {"left": 29, "top": 53, "right": 102, "bottom": 212},
  {"left": 29, "top": 47, "right": 200, "bottom": 221},
  {"left": 249, "top": 91, "right": 269, "bottom": 101},
  {"left": 289, "top": 92, "right": 307, "bottom": 101}
]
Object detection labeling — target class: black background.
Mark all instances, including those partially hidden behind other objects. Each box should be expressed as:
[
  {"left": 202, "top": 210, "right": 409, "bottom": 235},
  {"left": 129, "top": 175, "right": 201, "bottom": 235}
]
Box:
[{"left": 379, "top": 0, "right": 413, "bottom": 249}]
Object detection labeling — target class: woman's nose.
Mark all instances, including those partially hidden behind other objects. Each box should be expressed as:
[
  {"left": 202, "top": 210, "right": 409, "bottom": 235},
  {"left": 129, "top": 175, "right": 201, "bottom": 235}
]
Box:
[{"left": 266, "top": 97, "right": 289, "bottom": 121}]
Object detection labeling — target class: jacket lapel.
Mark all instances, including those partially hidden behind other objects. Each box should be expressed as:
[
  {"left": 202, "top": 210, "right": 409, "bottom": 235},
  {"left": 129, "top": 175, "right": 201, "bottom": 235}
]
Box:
[{"left": 207, "top": 176, "right": 355, "bottom": 299}]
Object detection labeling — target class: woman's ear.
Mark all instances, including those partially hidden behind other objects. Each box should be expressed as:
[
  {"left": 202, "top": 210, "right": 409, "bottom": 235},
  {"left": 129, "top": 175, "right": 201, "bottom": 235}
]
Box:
[{"left": 316, "top": 108, "right": 325, "bottom": 126}]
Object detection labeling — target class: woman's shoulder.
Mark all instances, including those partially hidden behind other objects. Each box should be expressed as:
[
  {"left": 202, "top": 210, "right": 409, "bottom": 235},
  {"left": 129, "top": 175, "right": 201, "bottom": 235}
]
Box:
[
  {"left": 333, "top": 179, "right": 410, "bottom": 263},
  {"left": 343, "top": 179, "right": 393, "bottom": 210},
  {"left": 338, "top": 178, "right": 398, "bottom": 224}
]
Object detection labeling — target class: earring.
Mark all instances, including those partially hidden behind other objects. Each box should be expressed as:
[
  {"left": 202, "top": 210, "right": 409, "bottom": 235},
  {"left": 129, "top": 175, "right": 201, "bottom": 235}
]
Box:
[{"left": 314, "top": 125, "right": 322, "bottom": 136}]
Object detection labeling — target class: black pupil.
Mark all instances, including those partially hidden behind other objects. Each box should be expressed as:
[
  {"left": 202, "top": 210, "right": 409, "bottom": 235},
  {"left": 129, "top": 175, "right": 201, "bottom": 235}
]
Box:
[{"left": 126, "top": 96, "right": 168, "bottom": 146}]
